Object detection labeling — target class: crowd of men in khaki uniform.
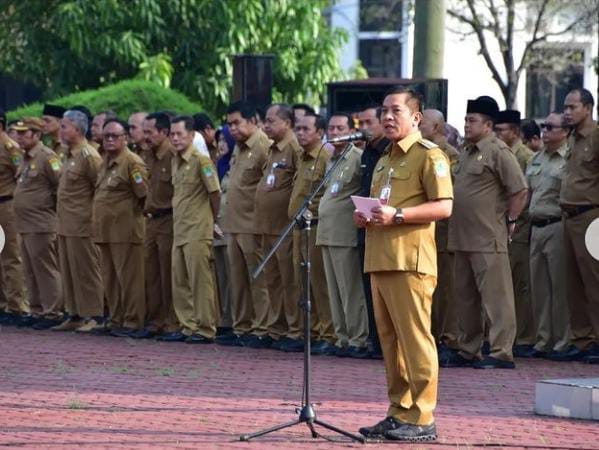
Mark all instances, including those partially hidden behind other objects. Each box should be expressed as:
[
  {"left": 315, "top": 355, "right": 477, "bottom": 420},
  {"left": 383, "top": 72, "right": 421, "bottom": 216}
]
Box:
[{"left": 1, "top": 86, "right": 599, "bottom": 441}]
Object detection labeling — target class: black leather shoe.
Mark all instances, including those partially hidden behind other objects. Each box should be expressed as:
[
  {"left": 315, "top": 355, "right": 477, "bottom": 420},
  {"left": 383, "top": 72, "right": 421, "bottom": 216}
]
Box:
[
  {"left": 359, "top": 416, "right": 404, "bottom": 439},
  {"left": 215, "top": 333, "right": 243, "bottom": 346},
  {"left": 110, "top": 327, "right": 134, "bottom": 337},
  {"left": 473, "top": 356, "right": 515, "bottom": 369},
  {"left": 129, "top": 328, "right": 156, "bottom": 339},
  {"left": 271, "top": 337, "right": 293, "bottom": 350},
  {"left": 185, "top": 333, "right": 214, "bottom": 344},
  {"left": 281, "top": 338, "right": 305, "bottom": 352},
  {"left": 342, "top": 345, "right": 370, "bottom": 359},
  {"left": 32, "top": 318, "right": 63, "bottom": 330},
  {"left": 439, "top": 351, "right": 473, "bottom": 367},
  {"left": 547, "top": 344, "right": 586, "bottom": 361},
  {"left": 0, "top": 312, "right": 22, "bottom": 326},
  {"left": 156, "top": 331, "right": 187, "bottom": 342},
  {"left": 384, "top": 422, "right": 437, "bottom": 442},
  {"left": 311, "top": 341, "right": 336, "bottom": 355},
  {"left": 16, "top": 315, "right": 38, "bottom": 328},
  {"left": 513, "top": 344, "right": 535, "bottom": 357},
  {"left": 245, "top": 335, "right": 273, "bottom": 349},
  {"left": 521, "top": 347, "right": 548, "bottom": 358}
]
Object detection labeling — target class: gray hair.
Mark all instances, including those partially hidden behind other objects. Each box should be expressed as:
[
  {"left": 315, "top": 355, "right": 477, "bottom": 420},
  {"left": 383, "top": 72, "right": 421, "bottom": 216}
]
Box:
[{"left": 63, "top": 110, "right": 89, "bottom": 136}]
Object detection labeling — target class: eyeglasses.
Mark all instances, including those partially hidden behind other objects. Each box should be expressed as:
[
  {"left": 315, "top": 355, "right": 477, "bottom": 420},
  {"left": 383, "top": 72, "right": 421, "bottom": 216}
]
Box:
[
  {"left": 103, "top": 133, "right": 125, "bottom": 141},
  {"left": 540, "top": 123, "right": 562, "bottom": 131}
]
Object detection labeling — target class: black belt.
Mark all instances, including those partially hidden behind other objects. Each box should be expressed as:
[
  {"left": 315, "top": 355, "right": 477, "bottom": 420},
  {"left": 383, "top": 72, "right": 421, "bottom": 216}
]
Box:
[
  {"left": 561, "top": 205, "right": 599, "bottom": 219},
  {"left": 147, "top": 208, "right": 173, "bottom": 219},
  {"left": 531, "top": 217, "right": 561, "bottom": 228},
  {"left": 0, "top": 195, "right": 13, "bottom": 203}
]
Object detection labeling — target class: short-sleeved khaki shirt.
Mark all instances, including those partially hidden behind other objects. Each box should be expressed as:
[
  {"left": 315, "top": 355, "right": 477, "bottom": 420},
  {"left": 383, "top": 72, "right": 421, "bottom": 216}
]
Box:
[
  {"left": 143, "top": 138, "right": 174, "bottom": 213},
  {"left": 316, "top": 145, "right": 362, "bottom": 247},
  {"left": 365, "top": 131, "right": 453, "bottom": 275},
  {"left": 288, "top": 143, "right": 329, "bottom": 219},
  {"left": 435, "top": 137, "right": 459, "bottom": 252},
  {"left": 223, "top": 129, "right": 270, "bottom": 234},
  {"left": 254, "top": 131, "right": 300, "bottom": 235},
  {"left": 172, "top": 144, "right": 220, "bottom": 245},
  {"left": 560, "top": 122, "right": 599, "bottom": 206},
  {"left": 49, "top": 138, "right": 69, "bottom": 164},
  {"left": 93, "top": 148, "right": 147, "bottom": 243},
  {"left": 57, "top": 139, "right": 102, "bottom": 237},
  {"left": 13, "top": 142, "right": 62, "bottom": 233},
  {"left": 448, "top": 134, "right": 527, "bottom": 253},
  {"left": 527, "top": 143, "right": 568, "bottom": 220},
  {"left": 0, "top": 133, "right": 23, "bottom": 197},
  {"left": 509, "top": 140, "right": 534, "bottom": 243}
]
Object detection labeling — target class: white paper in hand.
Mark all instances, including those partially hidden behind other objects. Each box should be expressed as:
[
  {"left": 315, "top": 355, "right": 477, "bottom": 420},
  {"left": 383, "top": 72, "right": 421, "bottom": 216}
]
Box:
[
  {"left": 585, "top": 218, "right": 599, "bottom": 261},
  {"left": 351, "top": 196, "right": 382, "bottom": 219},
  {"left": 0, "top": 225, "right": 4, "bottom": 254}
]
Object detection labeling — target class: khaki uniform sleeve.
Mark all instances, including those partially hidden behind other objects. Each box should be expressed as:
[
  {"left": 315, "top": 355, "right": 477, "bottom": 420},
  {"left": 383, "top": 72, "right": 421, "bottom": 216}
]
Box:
[
  {"left": 129, "top": 158, "right": 148, "bottom": 199},
  {"left": 422, "top": 147, "right": 453, "bottom": 201},
  {"left": 496, "top": 149, "right": 527, "bottom": 195},
  {"left": 8, "top": 147, "right": 23, "bottom": 175},
  {"left": 199, "top": 156, "right": 220, "bottom": 193},
  {"left": 87, "top": 153, "right": 103, "bottom": 186},
  {"left": 46, "top": 154, "right": 62, "bottom": 187}
]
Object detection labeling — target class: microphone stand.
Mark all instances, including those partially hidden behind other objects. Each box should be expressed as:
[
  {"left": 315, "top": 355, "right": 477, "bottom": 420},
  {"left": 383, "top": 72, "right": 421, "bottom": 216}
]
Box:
[{"left": 239, "top": 142, "right": 365, "bottom": 444}]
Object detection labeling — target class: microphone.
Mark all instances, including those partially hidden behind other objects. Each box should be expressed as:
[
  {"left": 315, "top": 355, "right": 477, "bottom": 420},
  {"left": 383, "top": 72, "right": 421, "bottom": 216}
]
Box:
[{"left": 327, "top": 130, "right": 372, "bottom": 143}]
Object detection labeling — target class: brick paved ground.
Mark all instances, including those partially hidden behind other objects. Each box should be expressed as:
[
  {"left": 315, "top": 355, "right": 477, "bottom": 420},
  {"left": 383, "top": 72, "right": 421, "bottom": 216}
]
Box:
[{"left": 0, "top": 326, "right": 597, "bottom": 449}]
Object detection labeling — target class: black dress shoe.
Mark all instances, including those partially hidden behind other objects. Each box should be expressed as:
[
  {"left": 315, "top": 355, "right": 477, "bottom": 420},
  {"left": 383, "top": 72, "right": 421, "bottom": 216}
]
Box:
[
  {"left": 472, "top": 356, "right": 515, "bottom": 369},
  {"left": 439, "top": 351, "right": 473, "bottom": 367},
  {"left": 346, "top": 345, "right": 371, "bottom": 359},
  {"left": 216, "top": 326, "right": 234, "bottom": 337},
  {"left": 384, "top": 422, "right": 437, "bottom": 442},
  {"left": 547, "top": 344, "right": 586, "bottom": 361},
  {"left": 185, "top": 333, "right": 214, "bottom": 344},
  {"left": 281, "top": 338, "right": 305, "bottom": 352},
  {"left": 129, "top": 328, "right": 156, "bottom": 339},
  {"left": 156, "top": 331, "right": 187, "bottom": 342},
  {"left": 359, "top": 416, "right": 404, "bottom": 439},
  {"left": 521, "top": 347, "right": 547, "bottom": 358},
  {"left": 271, "top": 337, "right": 293, "bottom": 350},
  {"left": 513, "top": 344, "right": 535, "bottom": 357},
  {"left": 110, "top": 327, "right": 134, "bottom": 337},
  {"left": 32, "top": 318, "right": 63, "bottom": 330},
  {"left": 16, "top": 315, "right": 38, "bottom": 327},
  {"left": 311, "top": 341, "right": 336, "bottom": 355},
  {"left": 215, "top": 333, "right": 243, "bottom": 346},
  {"left": 245, "top": 335, "right": 273, "bottom": 349}
]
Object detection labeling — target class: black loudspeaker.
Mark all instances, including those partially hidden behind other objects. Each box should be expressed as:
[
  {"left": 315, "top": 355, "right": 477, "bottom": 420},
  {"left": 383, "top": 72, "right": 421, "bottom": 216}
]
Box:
[
  {"left": 327, "top": 78, "right": 448, "bottom": 118},
  {"left": 232, "top": 55, "right": 275, "bottom": 110}
]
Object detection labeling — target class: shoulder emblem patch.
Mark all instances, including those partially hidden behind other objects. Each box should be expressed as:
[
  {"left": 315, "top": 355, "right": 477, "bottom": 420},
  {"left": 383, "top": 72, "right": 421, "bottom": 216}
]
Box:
[
  {"left": 10, "top": 153, "right": 22, "bottom": 166},
  {"left": 433, "top": 159, "right": 449, "bottom": 177},
  {"left": 202, "top": 165, "right": 214, "bottom": 177},
  {"left": 49, "top": 157, "right": 61, "bottom": 171},
  {"left": 132, "top": 169, "right": 143, "bottom": 184}
]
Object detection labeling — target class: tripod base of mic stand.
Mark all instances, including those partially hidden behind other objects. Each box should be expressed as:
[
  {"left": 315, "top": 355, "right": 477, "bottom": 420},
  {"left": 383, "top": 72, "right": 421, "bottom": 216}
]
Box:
[{"left": 239, "top": 404, "right": 365, "bottom": 443}]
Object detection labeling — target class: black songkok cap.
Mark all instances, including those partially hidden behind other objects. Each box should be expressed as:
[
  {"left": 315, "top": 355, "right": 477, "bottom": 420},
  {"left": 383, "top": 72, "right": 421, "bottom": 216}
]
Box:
[
  {"left": 466, "top": 96, "right": 499, "bottom": 119},
  {"left": 42, "top": 104, "right": 66, "bottom": 119},
  {"left": 495, "top": 109, "right": 521, "bottom": 125}
]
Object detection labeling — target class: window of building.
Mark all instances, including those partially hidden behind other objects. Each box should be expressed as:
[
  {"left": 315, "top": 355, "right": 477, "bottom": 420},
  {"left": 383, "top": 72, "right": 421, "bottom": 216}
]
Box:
[
  {"left": 526, "top": 46, "right": 585, "bottom": 119},
  {"left": 358, "top": 0, "right": 404, "bottom": 77}
]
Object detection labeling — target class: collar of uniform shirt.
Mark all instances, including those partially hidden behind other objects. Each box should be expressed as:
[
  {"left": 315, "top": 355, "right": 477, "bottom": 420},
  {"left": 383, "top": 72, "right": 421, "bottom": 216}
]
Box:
[
  {"left": 178, "top": 144, "right": 194, "bottom": 162},
  {"left": 25, "top": 141, "right": 44, "bottom": 159},
  {"left": 156, "top": 138, "right": 171, "bottom": 160},
  {"left": 274, "top": 131, "right": 295, "bottom": 152},
  {"left": 107, "top": 146, "right": 129, "bottom": 167},
  {"left": 303, "top": 142, "right": 323, "bottom": 161},
  {"left": 394, "top": 130, "right": 422, "bottom": 154},
  {"left": 242, "top": 128, "right": 262, "bottom": 151},
  {"left": 68, "top": 139, "right": 87, "bottom": 157},
  {"left": 555, "top": 142, "right": 569, "bottom": 158},
  {"left": 575, "top": 121, "right": 597, "bottom": 139},
  {"left": 471, "top": 133, "right": 495, "bottom": 153}
]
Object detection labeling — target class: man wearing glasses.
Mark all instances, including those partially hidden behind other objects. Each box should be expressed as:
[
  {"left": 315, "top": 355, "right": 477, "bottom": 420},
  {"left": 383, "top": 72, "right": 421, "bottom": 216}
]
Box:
[
  {"left": 525, "top": 113, "right": 570, "bottom": 359},
  {"left": 93, "top": 119, "right": 148, "bottom": 337}
]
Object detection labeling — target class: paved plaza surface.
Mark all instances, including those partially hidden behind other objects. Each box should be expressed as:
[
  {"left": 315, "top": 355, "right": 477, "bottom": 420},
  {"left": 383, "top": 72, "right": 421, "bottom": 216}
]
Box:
[{"left": 0, "top": 326, "right": 597, "bottom": 449}]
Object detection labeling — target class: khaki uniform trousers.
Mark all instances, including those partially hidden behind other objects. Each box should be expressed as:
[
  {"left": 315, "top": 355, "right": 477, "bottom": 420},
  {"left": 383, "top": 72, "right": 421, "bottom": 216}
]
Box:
[
  {"left": 371, "top": 271, "right": 437, "bottom": 426},
  {"left": 98, "top": 243, "right": 145, "bottom": 329},
  {"left": 227, "top": 233, "right": 270, "bottom": 336},
  {"left": 262, "top": 234, "right": 302, "bottom": 340},
  {"left": 454, "top": 251, "right": 516, "bottom": 361},
  {"left": 172, "top": 239, "right": 218, "bottom": 338},
  {"left": 145, "top": 217, "right": 178, "bottom": 333},
  {"left": 21, "top": 233, "right": 62, "bottom": 318},
  {"left": 530, "top": 222, "right": 570, "bottom": 352},
  {"left": 431, "top": 251, "right": 459, "bottom": 348},
  {"left": 293, "top": 227, "right": 335, "bottom": 343},
  {"left": 321, "top": 245, "right": 368, "bottom": 347},
  {"left": 58, "top": 235, "right": 103, "bottom": 318},
  {"left": 563, "top": 209, "right": 599, "bottom": 349},
  {"left": 509, "top": 241, "right": 535, "bottom": 345},
  {"left": 0, "top": 200, "right": 26, "bottom": 313},
  {"left": 214, "top": 243, "right": 232, "bottom": 328}
]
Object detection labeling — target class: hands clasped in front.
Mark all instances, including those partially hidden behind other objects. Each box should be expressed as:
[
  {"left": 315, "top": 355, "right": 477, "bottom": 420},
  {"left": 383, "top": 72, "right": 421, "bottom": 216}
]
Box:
[{"left": 353, "top": 205, "right": 397, "bottom": 228}]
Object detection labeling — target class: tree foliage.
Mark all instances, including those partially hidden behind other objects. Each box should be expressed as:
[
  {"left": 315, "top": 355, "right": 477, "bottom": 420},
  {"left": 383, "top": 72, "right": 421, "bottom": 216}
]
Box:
[
  {"left": 448, "top": 0, "right": 599, "bottom": 108},
  {"left": 0, "top": 0, "right": 347, "bottom": 116}
]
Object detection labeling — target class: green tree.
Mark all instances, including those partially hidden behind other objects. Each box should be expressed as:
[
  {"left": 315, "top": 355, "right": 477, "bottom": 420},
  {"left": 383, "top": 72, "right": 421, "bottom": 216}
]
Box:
[{"left": 0, "top": 0, "right": 347, "bottom": 116}]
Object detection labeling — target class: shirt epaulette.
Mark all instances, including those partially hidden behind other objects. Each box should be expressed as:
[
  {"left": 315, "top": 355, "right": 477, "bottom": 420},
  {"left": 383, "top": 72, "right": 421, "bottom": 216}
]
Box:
[
  {"left": 82, "top": 147, "right": 91, "bottom": 158},
  {"left": 418, "top": 138, "right": 438, "bottom": 150}
]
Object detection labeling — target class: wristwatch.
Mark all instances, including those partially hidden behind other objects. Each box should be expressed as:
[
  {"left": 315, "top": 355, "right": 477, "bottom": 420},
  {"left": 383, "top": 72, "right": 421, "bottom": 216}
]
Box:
[{"left": 393, "top": 208, "right": 405, "bottom": 225}]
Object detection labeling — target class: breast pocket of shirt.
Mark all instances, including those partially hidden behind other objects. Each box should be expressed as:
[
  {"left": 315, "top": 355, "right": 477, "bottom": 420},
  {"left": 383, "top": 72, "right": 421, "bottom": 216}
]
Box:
[
  {"left": 106, "top": 175, "right": 127, "bottom": 190},
  {"left": 67, "top": 170, "right": 84, "bottom": 185},
  {"left": 466, "top": 162, "right": 485, "bottom": 175},
  {"left": 389, "top": 168, "right": 412, "bottom": 199}
]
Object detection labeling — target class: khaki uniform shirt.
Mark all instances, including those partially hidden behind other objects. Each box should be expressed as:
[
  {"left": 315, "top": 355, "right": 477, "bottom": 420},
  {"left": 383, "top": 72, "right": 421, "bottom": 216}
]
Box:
[
  {"left": 143, "top": 138, "right": 174, "bottom": 213},
  {"left": 365, "top": 131, "right": 453, "bottom": 275},
  {"left": 448, "top": 134, "right": 527, "bottom": 253},
  {"left": 510, "top": 139, "right": 534, "bottom": 243},
  {"left": 93, "top": 148, "right": 147, "bottom": 243},
  {"left": 560, "top": 122, "right": 599, "bottom": 206},
  {"left": 435, "top": 137, "right": 459, "bottom": 252},
  {"left": 0, "top": 133, "right": 23, "bottom": 197},
  {"left": 224, "top": 129, "right": 271, "bottom": 234},
  {"left": 172, "top": 144, "right": 220, "bottom": 245},
  {"left": 254, "top": 131, "right": 301, "bottom": 235},
  {"left": 214, "top": 171, "right": 229, "bottom": 248},
  {"left": 57, "top": 139, "right": 102, "bottom": 237},
  {"left": 527, "top": 143, "right": 568, "bottom": 220},
  {"left": 288, "top": 143, "right": 329, "bottom": 219},
  {"left": 13, "top": 142, "right": 61, "bottom": 233},
  {"left": 49, "top": 138, "right": 69, "bottom": 164},
  {"left": 316, "top": 145, "right": 362, "bottom": 247}
]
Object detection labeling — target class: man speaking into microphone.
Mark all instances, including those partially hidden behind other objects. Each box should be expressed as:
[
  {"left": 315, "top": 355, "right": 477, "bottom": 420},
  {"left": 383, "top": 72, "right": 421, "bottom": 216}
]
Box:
[{"left": 354, "top": 87, "right": 453, "bottom": 442}]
